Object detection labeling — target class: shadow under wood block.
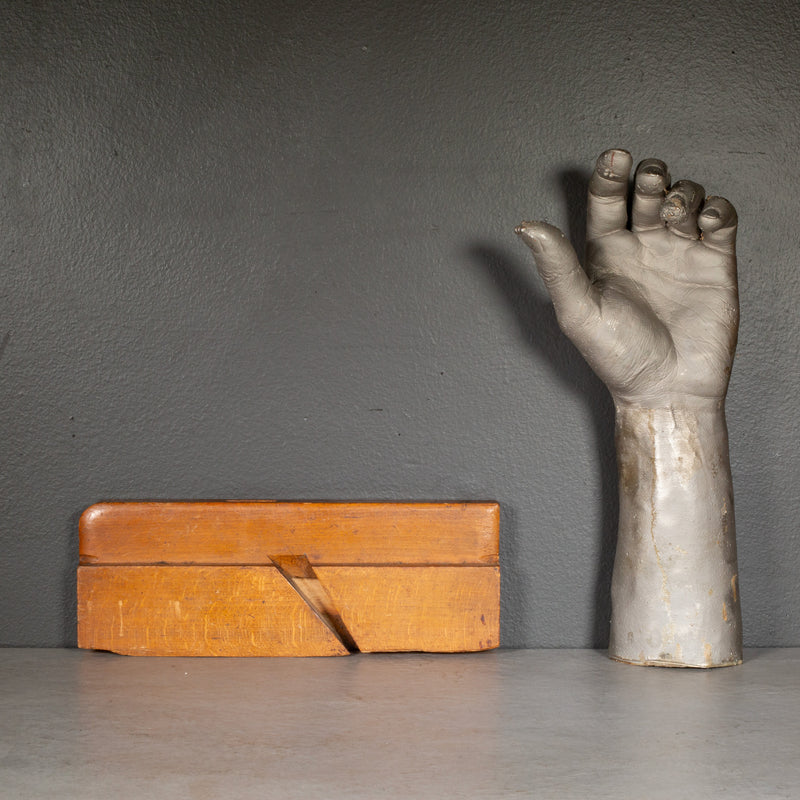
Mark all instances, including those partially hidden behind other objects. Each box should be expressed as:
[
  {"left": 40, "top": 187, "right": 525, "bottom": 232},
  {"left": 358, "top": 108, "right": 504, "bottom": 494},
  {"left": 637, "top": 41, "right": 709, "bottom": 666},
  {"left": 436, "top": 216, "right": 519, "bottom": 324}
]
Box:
[{"left": 77, "top": 501, "right": 500, "bottom": 656}]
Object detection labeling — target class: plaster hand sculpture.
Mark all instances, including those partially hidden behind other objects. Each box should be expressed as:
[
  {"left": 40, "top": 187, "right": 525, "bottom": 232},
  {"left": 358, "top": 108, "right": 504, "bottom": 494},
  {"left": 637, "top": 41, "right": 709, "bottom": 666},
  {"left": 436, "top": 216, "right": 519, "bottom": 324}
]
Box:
[{"left": 516, "top": 149, "right": 742, "bottom": 667}]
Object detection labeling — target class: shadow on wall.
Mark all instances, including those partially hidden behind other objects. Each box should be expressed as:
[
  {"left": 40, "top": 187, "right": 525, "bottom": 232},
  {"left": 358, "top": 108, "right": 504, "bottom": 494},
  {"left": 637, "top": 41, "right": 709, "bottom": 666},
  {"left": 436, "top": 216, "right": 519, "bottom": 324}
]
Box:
[{"left": 466, "top": 166, "right": 618, "bottom": 648}]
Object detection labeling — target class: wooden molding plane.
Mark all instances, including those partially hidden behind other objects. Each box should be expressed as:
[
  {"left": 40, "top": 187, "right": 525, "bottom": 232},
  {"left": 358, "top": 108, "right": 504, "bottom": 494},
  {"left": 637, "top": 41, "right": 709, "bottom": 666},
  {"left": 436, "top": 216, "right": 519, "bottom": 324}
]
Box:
[{"left": 77, "top": 501, "right": 500, "bottom": 656}]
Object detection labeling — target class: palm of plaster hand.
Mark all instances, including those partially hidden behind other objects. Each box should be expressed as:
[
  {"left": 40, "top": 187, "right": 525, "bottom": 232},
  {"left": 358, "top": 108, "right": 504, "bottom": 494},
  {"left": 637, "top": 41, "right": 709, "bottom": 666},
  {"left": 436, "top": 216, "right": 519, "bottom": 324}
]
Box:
[{"left": 516, "top": 149, "right": 739, "bottom": 407}]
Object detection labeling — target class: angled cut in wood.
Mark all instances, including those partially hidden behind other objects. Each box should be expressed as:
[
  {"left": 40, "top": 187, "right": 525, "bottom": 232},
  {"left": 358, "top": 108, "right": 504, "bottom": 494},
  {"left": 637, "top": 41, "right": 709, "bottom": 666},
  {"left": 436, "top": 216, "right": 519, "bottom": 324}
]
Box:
[{"left": 77, "top": 501, "right": 500, "bottom": 656}]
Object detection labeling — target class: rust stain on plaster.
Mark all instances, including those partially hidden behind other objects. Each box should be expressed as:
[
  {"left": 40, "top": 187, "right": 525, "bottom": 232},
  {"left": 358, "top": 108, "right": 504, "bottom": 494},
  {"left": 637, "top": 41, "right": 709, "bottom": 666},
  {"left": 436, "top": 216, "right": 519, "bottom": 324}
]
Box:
[
  {"left": 647, "top": 410, "right": 677, "bottom": 653},
  {"left": 669, "top": 407, "right": 702, "bottom": 485},
  {"left": 648, "top": 411, "right": 671, "bottom": 612},
  {"left": 721, "top": 498, "right": 730, "bottom": 540},
  {"left": 616, "top": 412, "right": 640, "bottom": 496}
]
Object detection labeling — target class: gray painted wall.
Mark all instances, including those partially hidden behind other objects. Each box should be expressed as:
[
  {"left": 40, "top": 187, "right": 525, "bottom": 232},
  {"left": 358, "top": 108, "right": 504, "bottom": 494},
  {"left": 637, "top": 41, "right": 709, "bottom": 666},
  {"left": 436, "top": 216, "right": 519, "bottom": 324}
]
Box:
[{"left": 2, "top": 0, "right": 798, "bottom": 648}]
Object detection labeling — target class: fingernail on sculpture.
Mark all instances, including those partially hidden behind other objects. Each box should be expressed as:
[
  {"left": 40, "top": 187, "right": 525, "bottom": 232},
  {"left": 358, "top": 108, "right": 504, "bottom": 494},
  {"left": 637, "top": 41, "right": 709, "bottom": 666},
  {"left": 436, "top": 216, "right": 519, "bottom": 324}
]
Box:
[{"left": 517, "top": 148, "right": 742, "bottom": 668}]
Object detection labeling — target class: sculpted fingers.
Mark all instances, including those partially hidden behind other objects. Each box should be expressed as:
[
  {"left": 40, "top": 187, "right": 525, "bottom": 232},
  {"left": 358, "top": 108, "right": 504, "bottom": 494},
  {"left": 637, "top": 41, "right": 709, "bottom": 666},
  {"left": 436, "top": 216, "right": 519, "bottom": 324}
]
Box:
[
  {"left": 587, "top": 149, "right": 633, "bottom": 239},
  {"left": 515, "top": 221, "right": 599, "bottom": 334},
  {"left": 699, "top": 196, "right": 738, "bottom": 254},
  {"left": 660, "top": 179, "right": 705, "bottom": 239},
  {"left": 631, "top": 159, "right": 670, "bottom": 231}
]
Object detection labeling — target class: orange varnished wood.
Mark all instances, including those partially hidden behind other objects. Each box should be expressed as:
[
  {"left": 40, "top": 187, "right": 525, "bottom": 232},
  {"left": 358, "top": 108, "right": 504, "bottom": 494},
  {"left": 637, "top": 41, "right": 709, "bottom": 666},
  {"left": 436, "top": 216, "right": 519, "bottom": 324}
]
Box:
[
  {"left": 79, "top": 501, "right": 499, "bottom": 566},
  {"left": 77, "top": 501, "right": 501, "bottom": 656},
  {"left": 77, "top": 565, "right": 349, "bottom": 657},
  {"left": 314, "top": 566, "right": 500, "bottom": 653}
]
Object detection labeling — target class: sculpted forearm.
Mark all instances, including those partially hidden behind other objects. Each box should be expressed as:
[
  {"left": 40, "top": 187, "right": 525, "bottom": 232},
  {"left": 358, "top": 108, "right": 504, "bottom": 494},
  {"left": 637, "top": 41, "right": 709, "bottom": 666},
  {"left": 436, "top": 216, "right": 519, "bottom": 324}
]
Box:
[{"left": 610, "top": 401, "right": 742, "bottom": 667}]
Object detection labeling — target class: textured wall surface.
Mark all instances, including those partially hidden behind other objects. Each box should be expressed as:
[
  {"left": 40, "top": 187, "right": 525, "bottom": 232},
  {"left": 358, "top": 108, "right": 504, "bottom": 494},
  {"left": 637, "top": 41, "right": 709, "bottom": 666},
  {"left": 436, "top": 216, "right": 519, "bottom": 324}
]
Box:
[{"left": 1, "top": 0, "right": 798, "bottom": 648}]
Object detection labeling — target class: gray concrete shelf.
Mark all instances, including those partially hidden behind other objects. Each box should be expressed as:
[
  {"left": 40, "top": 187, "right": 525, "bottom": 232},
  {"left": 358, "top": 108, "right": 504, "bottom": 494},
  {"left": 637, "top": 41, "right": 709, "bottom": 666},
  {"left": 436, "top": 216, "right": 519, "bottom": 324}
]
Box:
[{"left": 2, "top": 648, "right": 798, "bottom": 798}]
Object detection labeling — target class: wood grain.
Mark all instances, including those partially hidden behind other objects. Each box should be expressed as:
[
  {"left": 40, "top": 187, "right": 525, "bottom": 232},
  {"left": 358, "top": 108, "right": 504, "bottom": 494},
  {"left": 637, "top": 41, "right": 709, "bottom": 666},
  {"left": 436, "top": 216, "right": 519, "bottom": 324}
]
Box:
[
  {"left": 77, "top": 565, "right": 349, "bottom": 657},
  {"left": 315, "top": 566, "right": 500, "bottom": 653},
  {"left": 79, "top": 502, "right": 499, "bottom": 566},
  {"left": 77, "top": 501, "right": 501, "bottom": 656}
]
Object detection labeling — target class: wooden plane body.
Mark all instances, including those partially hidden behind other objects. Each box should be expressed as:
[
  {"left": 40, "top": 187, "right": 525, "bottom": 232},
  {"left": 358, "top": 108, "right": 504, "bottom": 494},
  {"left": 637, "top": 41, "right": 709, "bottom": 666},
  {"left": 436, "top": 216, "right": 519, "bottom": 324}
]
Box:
[{"left": 77, "top": 501, "right": 500, "bottom": 656}]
